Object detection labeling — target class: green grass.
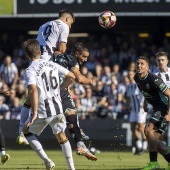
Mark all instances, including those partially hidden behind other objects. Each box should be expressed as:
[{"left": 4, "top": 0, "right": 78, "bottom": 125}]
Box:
[{"left": 0, "top": 150, "right": 167, "bottom": 170}]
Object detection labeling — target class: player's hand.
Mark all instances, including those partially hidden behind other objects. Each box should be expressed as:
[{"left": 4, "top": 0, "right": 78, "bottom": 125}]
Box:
[
  {"left": 26, "top": 112, "right": 37, "bottom": 127},
  {"left": 163, "top": 114, "right": 170, "bottom": 122},
  {"left": 53, "top": 51, "right": 62, "bottom": 60}
]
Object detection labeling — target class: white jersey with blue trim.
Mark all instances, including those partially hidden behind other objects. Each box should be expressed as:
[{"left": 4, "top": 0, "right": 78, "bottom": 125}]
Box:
[
  {"left": 154, "top": 67, "right": 170, "bottom": 88},
  {"left": 36, "top": 19, "right": 69, "bottom": 56},
  {"left": 126, "top": 83, "right": 144, "bottom": 114},
  {"left": 24, "top": 59, "right": 69, "bottom": 118}
]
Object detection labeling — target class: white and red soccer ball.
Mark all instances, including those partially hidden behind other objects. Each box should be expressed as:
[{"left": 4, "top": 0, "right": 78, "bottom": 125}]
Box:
[{"left": 98, "top": 11, "right": 117, "bottom": 29}]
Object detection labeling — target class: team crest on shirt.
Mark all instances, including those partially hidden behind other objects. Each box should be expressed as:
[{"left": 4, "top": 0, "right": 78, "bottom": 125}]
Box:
[{"left": 146, "top": 83, "right": 150, "bottom": 89}]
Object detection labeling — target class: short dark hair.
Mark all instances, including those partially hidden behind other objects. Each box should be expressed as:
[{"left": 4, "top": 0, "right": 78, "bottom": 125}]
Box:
[
  {"left": 72, "top": 42, "right": 89, "bottom": 54},
  {"left": 22, "top": 39, "right": 40, "bottom": 58},
  {"left": 137, "top": 56, "right": 149, "bottom": 64},
  {"left": 59, "top": 9, "right": 75, "bottom": 22},
  {"left": 156, "top": 51, "right": 168, "bottom": 58}
]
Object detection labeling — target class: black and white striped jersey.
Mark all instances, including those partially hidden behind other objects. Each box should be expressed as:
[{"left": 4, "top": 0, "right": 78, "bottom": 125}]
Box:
[
  {"left": 0, "top": 63, "right": 18, "bottom": 85},
  {"left": 36, "top": 19, "right": 69, "bottom": 55},
  {"left": 24, "top": 59, "right": 69, "bottom": 118},
  {"left": 126, "top": 83, "right": 144, "bottom": 114},
  {"left": 154, "top": 67, "right": 170, "bottom": 88}
]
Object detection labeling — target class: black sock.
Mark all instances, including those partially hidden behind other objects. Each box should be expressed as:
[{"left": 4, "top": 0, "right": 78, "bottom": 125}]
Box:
[
  {"left": 66, "top": 114, "right": 82, "bottom": 143},
  {"left": 164, "top": 153, "right": 170, "bottom": 162},
  {"left": 0, "top": 129, "right": 5, "bottom": 151},
  {"left": 149, "top": 151, "right": 158, "bottom": 162}
]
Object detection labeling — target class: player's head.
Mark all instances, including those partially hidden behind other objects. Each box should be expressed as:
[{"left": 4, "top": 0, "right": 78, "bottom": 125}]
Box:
[
  {"left": 156, "top": 51, "right": 168, "bottom": 70},
  {"left": 72, "top": 43, "right": 89, "bottom": 65},
  {"left": 58, "top": 9, "right": 75, "bottom": 29},
  {"left": 136, "top": 56, "right": 149, "bottom": 76},
  {"left": 22, "top": 39, "right": 41, "bottom": 59}
]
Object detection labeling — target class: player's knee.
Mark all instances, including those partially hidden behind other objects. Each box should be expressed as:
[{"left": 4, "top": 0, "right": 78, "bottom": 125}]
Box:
[
  {"left": 55, "top": 132, "right": 67, "bottom": 143},
  {"left": 66, "top": 114, "right": 77, "bottom": 127},
  {"left": 59, "top": 137, "right": 68, "bottom": 144}
]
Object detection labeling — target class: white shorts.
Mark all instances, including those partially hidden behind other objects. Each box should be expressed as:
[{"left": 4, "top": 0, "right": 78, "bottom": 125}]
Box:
[
  {"left": 129, "top": 109, "right": 147, "bottom": 123},
  {"left": 25, "top": 114, "right": 66, "bottom": 136}
]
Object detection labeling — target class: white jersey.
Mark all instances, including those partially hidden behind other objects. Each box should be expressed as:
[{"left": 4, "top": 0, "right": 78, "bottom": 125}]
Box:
[
  {"left": 154, "top": 67, "right": 170, "bottom": 88},
  {"left": 36, "top": 19, "right": 69, "bottom": 56},
  {"left": 24, "top": 59, "right": 69, "bottom": 118},
  {"left": 126, "top": 83, "right": 144, "bottom": 114}
]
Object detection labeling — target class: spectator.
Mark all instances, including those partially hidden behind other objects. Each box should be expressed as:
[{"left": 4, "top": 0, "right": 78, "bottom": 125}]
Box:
[
  {"left": 81, "top": 88, "right": 97, "bottom": 119},
  {"left": 75, "top": 98, "right": 86, "bottom": 120},
  {"left": 0, "top": 95, "right": 10, "bottom": 120},
  {"left": 111, "top": 64, "right": 122, "bottom": 83},
  {"left": 10, "top": 97, "right": 22, "bottom": 120},
  {"left": 93, "top": 80, "right": 108, "bottom": 118},
  {"left": 84, "top": 53, "right": 99, "bottom": 74},
  {"left": 0, "top": 55, "right": 18, "bottom": 90}
]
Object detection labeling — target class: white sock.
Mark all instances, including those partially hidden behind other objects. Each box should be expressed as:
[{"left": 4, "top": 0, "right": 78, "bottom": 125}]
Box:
[
  {"left": 136, "top": 140, "right": 142, "bottom": 149},
  {"left": 143, "top": 140, "right": 148, "bottom": 150},
  {"left": 19, "top": 106, "right": 30, "bottom": 134},
  {"left": 27, "top": 135, "right": 49, "bottom": 163},
  {"left": 60, "top": 141, "right": 75, "bottom": 170},
  {"left": 1, "top": 151, "right": 5, "bottom": 156}
]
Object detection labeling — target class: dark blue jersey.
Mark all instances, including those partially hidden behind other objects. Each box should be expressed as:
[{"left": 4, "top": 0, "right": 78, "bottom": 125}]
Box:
[{"left": 134, "top": 71, "right": 168, "bottom": 108}]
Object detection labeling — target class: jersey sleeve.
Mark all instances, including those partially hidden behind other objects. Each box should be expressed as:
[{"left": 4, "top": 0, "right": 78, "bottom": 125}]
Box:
[
  {"left": 59, "top": 23, "right": 69, "bottom": 43},
  {"left": 24, "top": 68, "right": 36, "bottom": 87},
  {"left": 154, "top": 76, "right": 168, "bottom": 92},
  {"left": 70, "top": 63, "right": 79, "bottom": 72},
  {"left": 55, "top": 63, "right": 69, "bottom": 77}
]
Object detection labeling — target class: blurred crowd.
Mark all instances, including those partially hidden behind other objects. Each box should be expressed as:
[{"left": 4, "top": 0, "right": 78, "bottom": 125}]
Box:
[{"left": 0, "top": 32, "right": 169, "bottom": 120}]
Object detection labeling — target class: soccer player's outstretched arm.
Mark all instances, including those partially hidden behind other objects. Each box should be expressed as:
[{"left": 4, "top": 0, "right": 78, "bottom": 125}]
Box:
[
  {"left": 60, "top": 71, "right": 75, "bottom": 91},
  {"left": 72, "top": 69, "right": 92, "bottom": 85}
]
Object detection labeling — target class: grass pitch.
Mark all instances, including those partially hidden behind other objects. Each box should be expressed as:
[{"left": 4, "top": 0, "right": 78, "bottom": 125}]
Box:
[{"left": 0, "top": 149, "right": 167, "bottom": 170}]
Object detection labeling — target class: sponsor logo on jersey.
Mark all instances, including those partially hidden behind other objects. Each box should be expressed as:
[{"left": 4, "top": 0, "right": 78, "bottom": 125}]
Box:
[
  {"left": 141, "top": 90, "right": 152, "bottom": 98},
  {"left": 146, "top": 83, "right": 150, "bottom": 89}
]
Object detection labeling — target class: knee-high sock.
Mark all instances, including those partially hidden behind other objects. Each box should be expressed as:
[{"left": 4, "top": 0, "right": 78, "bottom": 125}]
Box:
[
  {"left": 66, "top": 114, "right": 82, "bottom": 143},
  {"left": 19, "top": 106, "right": 30, "bottom": 134},
  {"left": 60, "top": 140, "right": 75, "bottom": 170},
  {"left": 26, "top": 135, "right": 49, "bottom": 163},
  {"left": 0, "top": 129, "right": 5, "bottom": 155}
]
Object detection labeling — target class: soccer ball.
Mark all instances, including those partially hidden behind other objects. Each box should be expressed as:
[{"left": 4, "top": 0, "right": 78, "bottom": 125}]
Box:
[{"left": 98, "top": 11, "right": 116, "bottom": 29}]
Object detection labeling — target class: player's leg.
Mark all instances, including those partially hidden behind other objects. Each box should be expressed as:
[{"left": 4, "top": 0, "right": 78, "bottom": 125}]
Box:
[
  {"left": 0, "top": 128, "right": 10, "bottom": 164},
  {"left": 16, "top": 103, "right": 30, "bottom": 145},
  {"left": 50, "top": 114, "right": 75, "bottom": 170},
  {"left": 23, "top": 116, "right": 55, "bottom": 170},
  {"left": 138, "top": 110, "right": 147, "bottom": 151},
  {"left": 16, "top": 96, "right": 31, "bottom": 145},
  {"left": 66, "top": 111, "right": 97, "bottom": 161},
  {"left": 138, "top": 123, "right": 147, "bottom": 151},
  {"left": 130, "top": 122, "right": 143, "bottom": 155},
  {"left": 61, "top": 92, "right": 97, "bottom": 161},
  {"left": 155, "top": 121, "right": 170, "bottom": 170},
  {"left": 129, "top": 112, "right": 143, "bottom": 155},
  {"left": 141, "top": 122, "right": 160, "bottom": 170}
]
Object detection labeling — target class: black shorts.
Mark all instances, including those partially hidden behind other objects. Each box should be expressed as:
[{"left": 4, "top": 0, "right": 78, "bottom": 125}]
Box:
[
  {"left": 149, "top": 106, "right": 168, "bottom": 134},
  {"left": 61, "top": 90, "right": 76, "bottom": 114}
]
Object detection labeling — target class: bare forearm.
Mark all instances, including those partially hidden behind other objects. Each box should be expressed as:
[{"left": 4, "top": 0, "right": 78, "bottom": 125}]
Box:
[{"left": 60, "top": 78, "right": 74, "bottom": 91}]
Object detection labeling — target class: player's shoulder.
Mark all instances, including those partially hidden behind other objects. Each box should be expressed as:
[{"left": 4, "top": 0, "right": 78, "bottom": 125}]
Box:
[{"left": 54, "top": 19, "right": 69, "bottom": 29}]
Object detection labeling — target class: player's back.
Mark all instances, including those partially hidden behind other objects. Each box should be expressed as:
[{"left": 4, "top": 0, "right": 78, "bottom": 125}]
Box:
[
  {"left": 25, "top": 59, "right": 63, "bottom": 118},
  {"left": 36, "top": 20, "right": 69, "bottom": 56}
]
